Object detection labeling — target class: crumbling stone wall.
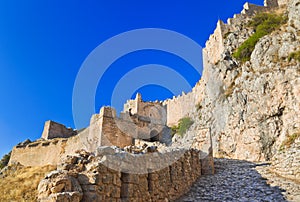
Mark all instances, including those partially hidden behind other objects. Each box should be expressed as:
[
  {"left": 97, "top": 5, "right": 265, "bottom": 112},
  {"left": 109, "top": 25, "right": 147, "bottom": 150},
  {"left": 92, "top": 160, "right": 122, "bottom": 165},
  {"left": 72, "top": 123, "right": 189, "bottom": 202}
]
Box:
[
  {"left": 9, "top": 139, "right": 67, "bottom": 166},
  {"left": 42, "top": 120, "right": 77, "bottom": 140},
  {"left": 88, "top": 107, "right": 133, "bottom": 151},
  {"left": 124, "top": 93, "right": 167, "bottom": 125},
  {"left": 265, "top": 0, "right": 289, "bottom": 7},
  {"left": 9, "top": 128, "right": 92, "bottom": 166},
  {"left": 38, "top": 149, "right": 202, "bottom": 202},
  {"left": 9, "top": 104, "right": 171, "bottom": 166}
]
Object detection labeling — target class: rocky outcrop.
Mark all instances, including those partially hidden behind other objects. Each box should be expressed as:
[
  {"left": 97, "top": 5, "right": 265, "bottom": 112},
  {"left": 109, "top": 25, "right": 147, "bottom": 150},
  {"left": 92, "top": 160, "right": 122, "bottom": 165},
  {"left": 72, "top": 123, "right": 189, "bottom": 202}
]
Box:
[
  {"left": 38, "top": 170, "right": 83, "bottom": 202},
  {"left": 195, "top": 0, "right": 300, "bottom": 163}
]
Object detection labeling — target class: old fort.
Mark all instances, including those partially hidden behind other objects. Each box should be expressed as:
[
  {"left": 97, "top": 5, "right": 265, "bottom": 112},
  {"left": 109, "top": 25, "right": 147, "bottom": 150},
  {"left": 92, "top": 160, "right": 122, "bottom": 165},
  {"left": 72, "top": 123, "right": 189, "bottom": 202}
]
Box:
[{"left": 2, "top": 0, "right": 300, "bottom": 201}]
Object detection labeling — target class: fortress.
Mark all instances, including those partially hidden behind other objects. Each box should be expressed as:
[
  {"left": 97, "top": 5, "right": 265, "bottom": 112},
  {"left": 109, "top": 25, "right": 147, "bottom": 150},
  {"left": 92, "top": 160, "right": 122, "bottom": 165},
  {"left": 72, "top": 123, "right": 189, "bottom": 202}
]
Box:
[
  {"left": 10, "top": 93, "right": 173, "bottom": 166},
  {"left": 9, "top": 0, "right": 289, "bottom": 168},
  {"left": 6, "top": 0, "right": 297, "bottom": 201}
]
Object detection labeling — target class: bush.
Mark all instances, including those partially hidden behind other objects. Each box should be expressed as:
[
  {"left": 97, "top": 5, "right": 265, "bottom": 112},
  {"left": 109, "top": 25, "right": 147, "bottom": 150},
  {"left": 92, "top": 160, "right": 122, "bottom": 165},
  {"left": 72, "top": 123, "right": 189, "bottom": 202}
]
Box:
[
  {"left": 0, "top": 152, "right": 11, "bottom": 169},
  {"left": 171, "top": 117, "right": 194, "bottom": 137},
  {"left": 233, "top": 12, "right": 287, "bottom": 62},
  {"left": 288, "top": 50, "right": 300, "bottom": 62}
]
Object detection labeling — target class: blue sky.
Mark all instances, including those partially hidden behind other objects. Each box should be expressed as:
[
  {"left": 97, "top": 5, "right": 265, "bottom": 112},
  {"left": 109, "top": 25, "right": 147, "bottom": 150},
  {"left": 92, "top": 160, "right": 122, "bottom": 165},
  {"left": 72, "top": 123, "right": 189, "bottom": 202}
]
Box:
[{"left": 0, "top": 0, "right": 263, "bottom": 157}]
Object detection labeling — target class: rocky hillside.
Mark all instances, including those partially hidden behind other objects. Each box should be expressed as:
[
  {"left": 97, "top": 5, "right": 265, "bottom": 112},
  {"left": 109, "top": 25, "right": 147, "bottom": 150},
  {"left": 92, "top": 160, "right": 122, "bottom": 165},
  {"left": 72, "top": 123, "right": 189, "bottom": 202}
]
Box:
[{"left": 194, "top": 0, "right": 299, "bottom": 179}]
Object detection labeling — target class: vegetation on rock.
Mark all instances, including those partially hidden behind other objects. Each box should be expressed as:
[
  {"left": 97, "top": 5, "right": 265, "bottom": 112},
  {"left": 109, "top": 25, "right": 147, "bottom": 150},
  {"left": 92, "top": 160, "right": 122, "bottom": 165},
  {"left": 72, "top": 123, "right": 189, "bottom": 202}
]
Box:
[
  {"left": 0, "top": 151, "right": 11, "bottom": 169},
  {"left": 288, "top": 50, "right": 300, "bottom": 62},
  {"left": 279, "top": 130, "right": 300, "bottom": 151},
  {"left": 171, "top": 117, "right": 194, "bottom": 137},
  {"left": 233, "top": 12, "right": 287, "bottom": 62}
]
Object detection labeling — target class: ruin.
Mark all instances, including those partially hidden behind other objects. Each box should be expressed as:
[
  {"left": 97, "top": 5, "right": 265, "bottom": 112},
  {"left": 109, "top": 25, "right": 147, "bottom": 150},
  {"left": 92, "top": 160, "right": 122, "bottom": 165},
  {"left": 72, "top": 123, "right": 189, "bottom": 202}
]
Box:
[
  {"left": 6, "top": 0, "right": 293, "bottom": 201},
  {"left": 9, "top": 93, "right": 173, "bottom": 166}
]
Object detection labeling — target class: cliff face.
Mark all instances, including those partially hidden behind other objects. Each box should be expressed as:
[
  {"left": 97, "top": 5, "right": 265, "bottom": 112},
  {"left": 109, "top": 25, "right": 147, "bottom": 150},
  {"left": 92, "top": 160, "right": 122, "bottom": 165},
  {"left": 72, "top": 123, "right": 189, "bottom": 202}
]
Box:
[{"left": 190, "top": 0, "right": 299, "bottom": 167}]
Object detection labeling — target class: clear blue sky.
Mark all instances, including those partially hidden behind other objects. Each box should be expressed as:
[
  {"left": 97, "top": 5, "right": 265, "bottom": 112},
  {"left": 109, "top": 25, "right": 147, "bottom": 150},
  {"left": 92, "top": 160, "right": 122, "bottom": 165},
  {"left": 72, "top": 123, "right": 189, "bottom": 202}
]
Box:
[{"left": 0, "top": 0, "right": 263, "bottom": 157}]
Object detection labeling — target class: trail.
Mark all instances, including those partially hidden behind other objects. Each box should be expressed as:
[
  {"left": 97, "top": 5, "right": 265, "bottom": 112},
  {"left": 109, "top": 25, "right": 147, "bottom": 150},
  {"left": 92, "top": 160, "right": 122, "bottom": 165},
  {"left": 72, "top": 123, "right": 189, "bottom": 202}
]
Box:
[{"left": 176, "top": 158, "right": 300, "bottom": 202}]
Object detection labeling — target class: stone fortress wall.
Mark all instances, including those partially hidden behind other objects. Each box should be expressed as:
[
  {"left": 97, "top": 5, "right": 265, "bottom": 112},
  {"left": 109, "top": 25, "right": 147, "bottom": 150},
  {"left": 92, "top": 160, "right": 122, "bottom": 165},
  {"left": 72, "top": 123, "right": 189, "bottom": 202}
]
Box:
[
  {"left": 9, "top": 0, "right": 288, "bottom": 167},
  {"left": 9, "top": 93, "right": 172, "bottom": 167},
  {"left": 203, "top": 0, "right": 289, "bottom": 65},
  {"left": 41, "top": 120, "right": 77, "bottom": 140},
  {"left": 162, "top": 82, "right": 204, "bottom": 126}
]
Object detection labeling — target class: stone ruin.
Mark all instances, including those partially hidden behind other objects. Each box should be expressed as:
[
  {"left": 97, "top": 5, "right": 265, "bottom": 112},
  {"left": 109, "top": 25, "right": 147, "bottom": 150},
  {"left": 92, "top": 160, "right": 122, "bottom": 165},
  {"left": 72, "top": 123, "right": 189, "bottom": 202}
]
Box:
[
  {"left": 9, "top": 93, "right": 214, "bottom": 201},
  {"left": 9, "top": 93, "right": 175, "bottom": 166},
  {"left": 8, "top": 0, "right": 291, "bottom": 200}
]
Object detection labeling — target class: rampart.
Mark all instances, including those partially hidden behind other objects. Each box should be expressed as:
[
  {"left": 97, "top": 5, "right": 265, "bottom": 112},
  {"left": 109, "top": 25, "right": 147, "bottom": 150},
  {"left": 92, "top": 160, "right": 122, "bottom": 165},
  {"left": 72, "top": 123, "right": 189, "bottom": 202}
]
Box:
[{"left": 163, "top": 81, "right": 204, "bottom": 126}]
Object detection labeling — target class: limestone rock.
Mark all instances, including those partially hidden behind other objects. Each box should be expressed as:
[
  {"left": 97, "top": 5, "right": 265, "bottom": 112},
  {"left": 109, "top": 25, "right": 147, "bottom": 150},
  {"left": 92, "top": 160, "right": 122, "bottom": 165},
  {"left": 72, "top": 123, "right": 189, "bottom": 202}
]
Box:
[{"left": 38, "top": 170, "right": 83, "bottom": 202}]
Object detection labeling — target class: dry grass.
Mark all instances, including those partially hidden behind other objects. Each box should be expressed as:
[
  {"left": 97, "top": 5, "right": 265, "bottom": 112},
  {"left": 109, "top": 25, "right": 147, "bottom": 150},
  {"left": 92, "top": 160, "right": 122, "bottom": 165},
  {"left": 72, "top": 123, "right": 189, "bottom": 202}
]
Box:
[
  {"left": 0, "top": 165, "right": 56, "bottom": 201},
  {"left": 280, "top": 130, "right": 300, "bottom": 151}
]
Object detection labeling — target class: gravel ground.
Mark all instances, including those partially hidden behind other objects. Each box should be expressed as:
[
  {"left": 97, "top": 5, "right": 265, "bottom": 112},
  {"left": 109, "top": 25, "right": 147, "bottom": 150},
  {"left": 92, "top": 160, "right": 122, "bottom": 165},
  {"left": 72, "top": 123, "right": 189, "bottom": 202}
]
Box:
[{"left": 176, "top": 158, "right": 300, "bottom": 202}]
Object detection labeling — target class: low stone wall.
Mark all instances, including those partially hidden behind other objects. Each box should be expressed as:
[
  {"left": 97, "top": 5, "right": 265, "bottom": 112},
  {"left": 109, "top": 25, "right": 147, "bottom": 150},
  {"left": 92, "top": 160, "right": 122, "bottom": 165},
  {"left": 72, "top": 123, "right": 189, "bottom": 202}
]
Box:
[
  {"left": 38, "top": 149, "right": 203, "bottom": 202},
  {"left": 271, "top": 138, "right": 300, "bottom": 180}
]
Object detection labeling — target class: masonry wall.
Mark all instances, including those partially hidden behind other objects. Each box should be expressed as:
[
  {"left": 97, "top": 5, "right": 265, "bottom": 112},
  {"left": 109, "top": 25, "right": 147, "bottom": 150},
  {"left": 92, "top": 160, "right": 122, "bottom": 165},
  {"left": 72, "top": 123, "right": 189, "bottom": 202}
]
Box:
[
  {"left": 10, "top": 128, "right": 92, "bottom": 166},
  {"left": 265, "top": 0, "right": 289, "bottom": 7},
  {"left": 38, "top": 149, "right": 202, "bottom": 202},
  {"left": 10, "top": 139, "right": 67, "bottom": 166},
  {"left": 41, "top": 120, "right": 77, "bottom": 140},
  {"left": 163, "top": 82, "right": 204, "bottom": 126}
]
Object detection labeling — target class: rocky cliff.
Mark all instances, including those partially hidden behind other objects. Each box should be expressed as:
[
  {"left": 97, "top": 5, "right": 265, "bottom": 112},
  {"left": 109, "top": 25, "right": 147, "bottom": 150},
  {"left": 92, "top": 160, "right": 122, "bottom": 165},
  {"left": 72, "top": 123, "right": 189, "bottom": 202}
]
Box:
[{"left": 189, "top": 0, "right": 300, "bottom": 179}]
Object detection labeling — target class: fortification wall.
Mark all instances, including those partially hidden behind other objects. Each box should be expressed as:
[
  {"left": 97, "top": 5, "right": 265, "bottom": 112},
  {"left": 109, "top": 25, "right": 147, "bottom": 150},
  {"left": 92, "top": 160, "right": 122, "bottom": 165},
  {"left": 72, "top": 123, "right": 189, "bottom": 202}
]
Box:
[
  {"left": 9, "top": 128, "right": 92, "bottom": 167},
  {"left": 83, "top": 107, "right": 134, "bottom": 151},
  {"left": 202, "top": 1, "right": 280, "bottom": 66},
  {"left": 203, "top": 20, "right": 229, "bottom": 65},
  {"left": 242, "top": 3, "right": 267, "bottom": 15},
  {"left": 163, "top": 82, "right": 204, "bottom": 126},
  {"left": 265, "top": 0, "right": 289, "bottom": 7},
  {"left": 41, "top": 120, "right": 77, "bottom": 140},
  {"left": 38, "top": 149, "right": 202, "bottom": 202},
  {"left": 10, "top": 139, "right": 67, "bottom": 166}
]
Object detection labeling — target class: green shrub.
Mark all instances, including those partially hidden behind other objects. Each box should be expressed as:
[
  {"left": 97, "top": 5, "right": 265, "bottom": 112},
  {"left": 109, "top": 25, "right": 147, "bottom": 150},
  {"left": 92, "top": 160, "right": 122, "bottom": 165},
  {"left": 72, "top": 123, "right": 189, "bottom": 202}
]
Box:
[
  {"left": 0, "top": 152, "right": 11, "bottom": 169},
  {"left": 233, "top": 12, "right": 287, "bottom": 62},
  {"left": 288, "top": 50, "right": 300, "bottom": 62},
  {"left": 171, "top": 117, "right": 194, "bottom": 137}
]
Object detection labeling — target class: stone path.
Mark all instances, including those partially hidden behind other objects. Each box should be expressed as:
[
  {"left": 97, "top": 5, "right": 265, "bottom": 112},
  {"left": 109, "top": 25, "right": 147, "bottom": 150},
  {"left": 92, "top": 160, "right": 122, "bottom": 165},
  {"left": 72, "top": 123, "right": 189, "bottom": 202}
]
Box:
[{"left": 176, "top": 158, "right": 300, "bottom": 202}]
